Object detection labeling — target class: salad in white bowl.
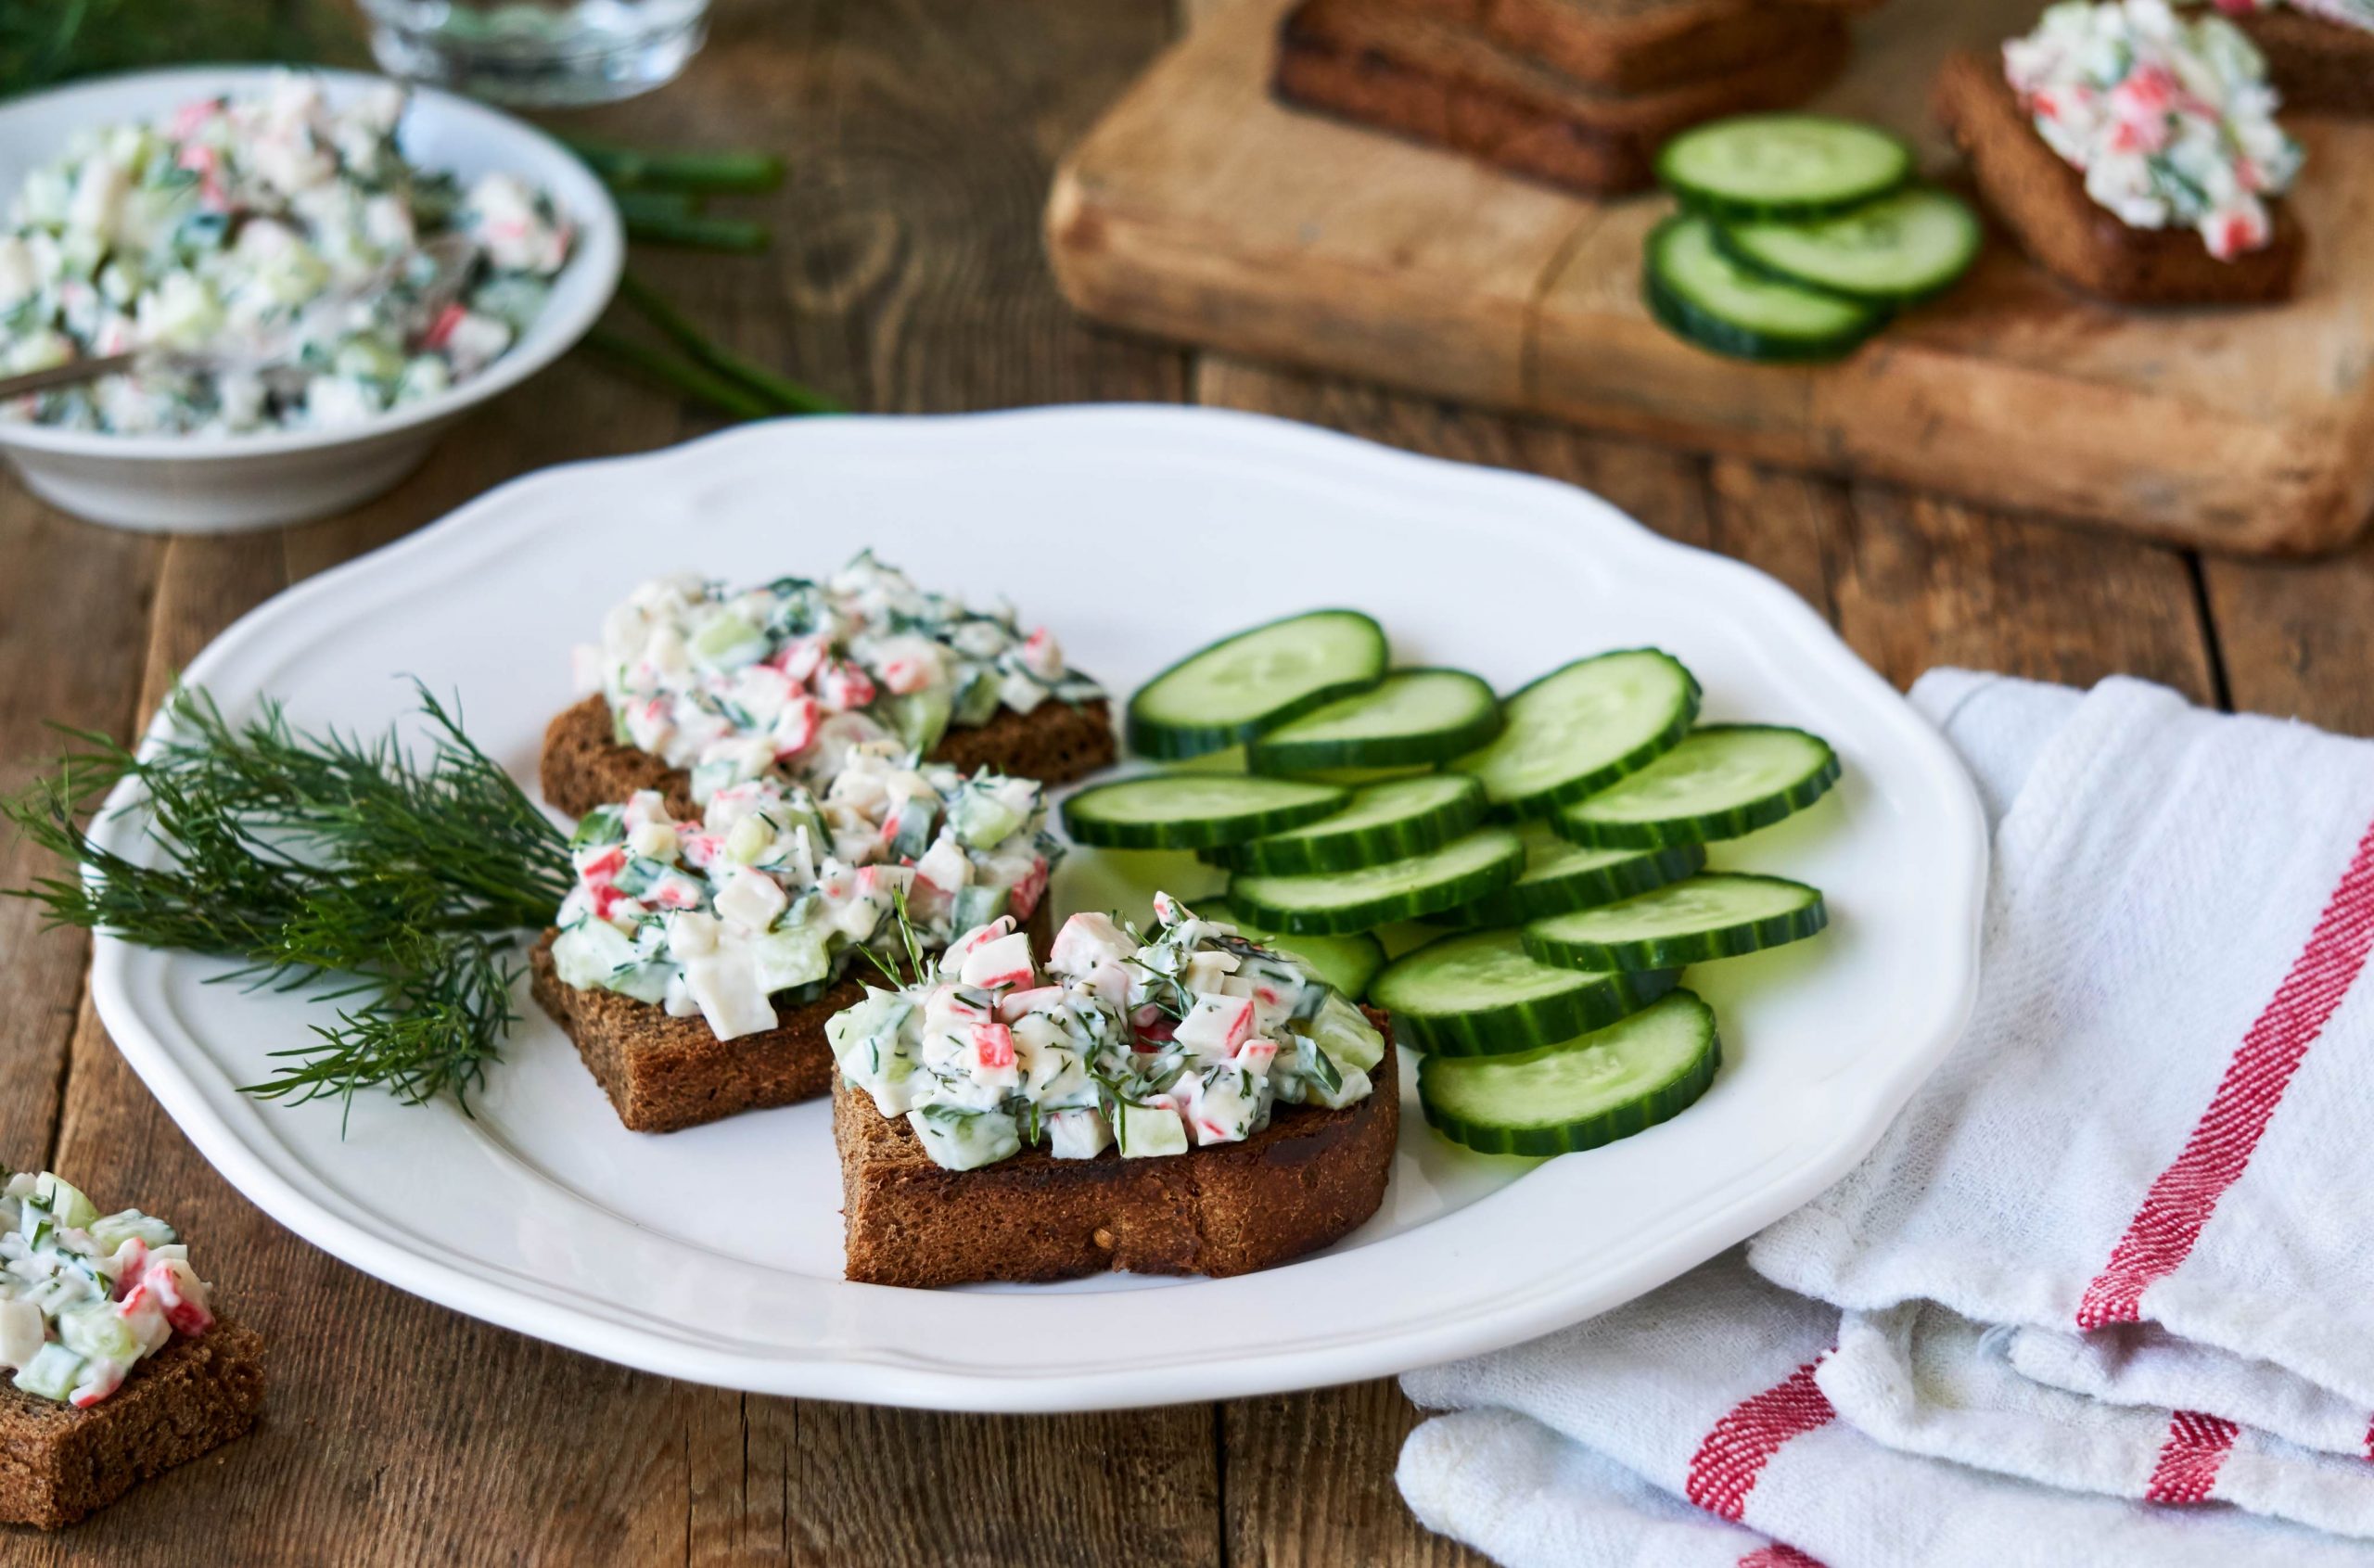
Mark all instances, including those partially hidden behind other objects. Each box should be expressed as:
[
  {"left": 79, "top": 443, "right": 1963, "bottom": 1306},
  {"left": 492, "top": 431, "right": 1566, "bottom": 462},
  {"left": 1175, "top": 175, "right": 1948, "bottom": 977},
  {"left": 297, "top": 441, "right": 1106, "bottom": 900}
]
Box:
[{"left": 0, "top": 67, "right": 620, "bottom": 531}]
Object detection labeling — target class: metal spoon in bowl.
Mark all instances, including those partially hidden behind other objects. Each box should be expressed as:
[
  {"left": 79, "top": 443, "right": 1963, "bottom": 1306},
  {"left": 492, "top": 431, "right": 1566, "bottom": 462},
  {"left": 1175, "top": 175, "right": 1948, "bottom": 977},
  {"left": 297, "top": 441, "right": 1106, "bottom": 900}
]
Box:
[{"left": 0, "top": 233, "right": 481, "bottom": 404}]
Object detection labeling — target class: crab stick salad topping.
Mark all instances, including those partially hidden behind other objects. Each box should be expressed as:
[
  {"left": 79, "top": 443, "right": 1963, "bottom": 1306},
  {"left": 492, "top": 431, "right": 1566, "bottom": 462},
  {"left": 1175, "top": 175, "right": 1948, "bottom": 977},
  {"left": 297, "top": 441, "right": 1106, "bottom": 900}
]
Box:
[
  {"left": 829, "top": 893, "right": 1386, "bottom": 1172},
  {"left": 573, "top": 554, "right": 1105, "bottom": 805},
  {"left": 551, "top": 746, "right": 1058, "bottom": 1041},
  {"left": 0, "top": 1172, "right": 212, "bottom": 1409},
  {"left": 2212, "top": 0, "right": 2374, "bottom": 33},
  {"left": 0, "top": 73, "right": 569, "bottom": 435},
  {"left": 2005, "top": 0, "right": 2303, "bottom": 261}
]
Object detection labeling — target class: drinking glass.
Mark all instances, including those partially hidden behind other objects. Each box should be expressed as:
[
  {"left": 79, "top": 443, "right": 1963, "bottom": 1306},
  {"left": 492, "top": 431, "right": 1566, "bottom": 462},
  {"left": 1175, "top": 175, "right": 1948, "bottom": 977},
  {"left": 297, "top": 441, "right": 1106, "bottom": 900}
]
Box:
[{"left": 360, "top": 0, "right": 711, "bottom": 107}]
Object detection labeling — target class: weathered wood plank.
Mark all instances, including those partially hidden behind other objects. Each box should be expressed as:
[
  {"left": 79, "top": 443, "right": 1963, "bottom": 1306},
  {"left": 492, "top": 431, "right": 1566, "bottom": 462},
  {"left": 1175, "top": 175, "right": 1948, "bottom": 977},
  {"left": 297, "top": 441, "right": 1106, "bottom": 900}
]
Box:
[{"left": 2199, "top": 545, "right": 2374, "bottom": 736}]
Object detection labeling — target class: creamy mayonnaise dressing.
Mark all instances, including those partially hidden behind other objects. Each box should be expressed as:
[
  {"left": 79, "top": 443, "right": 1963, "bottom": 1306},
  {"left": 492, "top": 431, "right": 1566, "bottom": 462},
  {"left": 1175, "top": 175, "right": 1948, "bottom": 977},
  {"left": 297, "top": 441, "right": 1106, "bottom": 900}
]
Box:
[
  {"left": 2005, "top": 0, "right": 2303, "bottom": 261},
  {"left": 0, "top": 73, "right": 568, "bottom": 435},
  {"left": 829, "top": 893, "right": 1385, "bottom": 1171},
  {"left": 0, "top": 1173, "right": 212, "bottom": 1409},
  {"left": 573, "top": 555, "right": 1104, "bottom": 805},
  {"left": 551, "top": 750, "right": 1057, "bottom": 1042}
]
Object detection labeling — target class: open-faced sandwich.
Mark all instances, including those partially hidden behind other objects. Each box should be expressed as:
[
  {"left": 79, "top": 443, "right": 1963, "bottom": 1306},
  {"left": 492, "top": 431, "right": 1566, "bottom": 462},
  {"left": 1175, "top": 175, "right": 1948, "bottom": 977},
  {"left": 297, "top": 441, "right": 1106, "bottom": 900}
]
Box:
[
  {"left": 1934, "top": 0, "right": 2306, "bottom": 304},
  {"left": 530, "top": 746, "right": 1062, "bottom": 1132},
  {"left": 543, "top": 554, "right": 1114, "bottom": 821},
  {"left": 828, "top": 893, "right": 1398, "bottom": 1287},
  {"left": 0, "top": 1172, "right": 263, "bottom": 1530},
  {"left": 2214, "top": 0, "right": 2374, "bottom": 114}
]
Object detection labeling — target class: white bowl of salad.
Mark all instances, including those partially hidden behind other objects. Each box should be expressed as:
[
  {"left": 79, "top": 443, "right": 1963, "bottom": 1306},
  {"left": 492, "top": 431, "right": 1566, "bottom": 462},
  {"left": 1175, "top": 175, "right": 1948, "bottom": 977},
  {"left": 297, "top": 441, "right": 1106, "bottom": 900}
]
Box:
[{"left": 0, "top": 67, "right": 622, "bottom": 532}]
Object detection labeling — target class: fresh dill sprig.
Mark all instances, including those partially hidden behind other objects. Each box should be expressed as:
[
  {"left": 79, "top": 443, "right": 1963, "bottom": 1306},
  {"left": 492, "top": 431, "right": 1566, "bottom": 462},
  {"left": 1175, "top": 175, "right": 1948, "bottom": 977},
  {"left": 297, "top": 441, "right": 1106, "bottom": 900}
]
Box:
[{"left": 1, "top": 682, "right": 571, "bottom": 1117}]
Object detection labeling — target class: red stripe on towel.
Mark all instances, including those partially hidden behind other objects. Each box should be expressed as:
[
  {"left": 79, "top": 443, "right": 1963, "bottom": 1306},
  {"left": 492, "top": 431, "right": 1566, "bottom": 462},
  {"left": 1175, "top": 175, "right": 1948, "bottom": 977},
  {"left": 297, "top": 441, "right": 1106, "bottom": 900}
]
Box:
[
  {"left": 2077, "top": 819, "right": 2374, "bottom": 1330},
  {"left": 1686, "top": 1359, "right": 1837, "bottom": 1523},
  {"left": 2363, "top": 1412, "right": 2374, "bottom": 1462},
  {"left": 2143, "top": 1410, "right": 2241, "bottom": 1504},
  {"left": 1738, "top": 1546, "right": 1826, "bottom": 1568}
]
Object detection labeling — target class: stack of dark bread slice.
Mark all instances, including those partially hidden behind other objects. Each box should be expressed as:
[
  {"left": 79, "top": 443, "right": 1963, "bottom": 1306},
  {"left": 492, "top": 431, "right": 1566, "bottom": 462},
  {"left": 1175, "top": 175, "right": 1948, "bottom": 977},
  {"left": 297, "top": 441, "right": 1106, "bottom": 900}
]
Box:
[
  {"left": 1271, "top": 0, "right": 1888, "bottom": 197},
  {"left": 2230, "top": 6, "right": 2374, "bottom": 115}
]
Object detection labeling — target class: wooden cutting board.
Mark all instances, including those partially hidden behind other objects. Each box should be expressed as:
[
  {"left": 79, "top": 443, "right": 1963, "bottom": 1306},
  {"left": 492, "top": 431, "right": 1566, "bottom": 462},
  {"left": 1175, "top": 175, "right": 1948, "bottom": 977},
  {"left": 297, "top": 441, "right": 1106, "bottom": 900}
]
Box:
[{"left": 1047, "top": 0, "right": 2374, "bottom": 555}]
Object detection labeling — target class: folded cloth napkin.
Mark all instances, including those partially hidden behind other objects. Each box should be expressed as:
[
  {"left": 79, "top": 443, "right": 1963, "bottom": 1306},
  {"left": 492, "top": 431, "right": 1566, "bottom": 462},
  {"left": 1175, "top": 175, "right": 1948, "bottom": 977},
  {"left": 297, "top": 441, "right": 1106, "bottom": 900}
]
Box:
[{"left": 1400, "top": 670, "right": 2374, "bottom": 1565}]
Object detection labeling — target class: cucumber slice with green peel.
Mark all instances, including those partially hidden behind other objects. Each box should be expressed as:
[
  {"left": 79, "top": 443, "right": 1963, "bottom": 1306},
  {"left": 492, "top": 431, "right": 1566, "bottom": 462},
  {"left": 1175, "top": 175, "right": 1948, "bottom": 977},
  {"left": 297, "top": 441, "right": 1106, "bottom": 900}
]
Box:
[
  {"left": 1371, "top": 926, "right": 1680, "bottom": 1056},
  {"left": 1658, "top": 115, "right": 1914, "bottom": 221},
  {"left": 1127, "top": 609, "right": 1388, "bottom": 760},
  {"left": 1424, "top": 821, "right": 1707, "bottom": 926},
  {"left": 1207, "top": 773, "right": 1487, "bottom": 875},
  {"left": 1198, "top": 897, "right": 1387, "bottom": 1000},
  {"left": 1715, "top": 186, "right": 1983, "bottom": 305},
  {"left": 1646, "top": 216, "right": 1885, "bottom": 365},
  {"left": 1450, "top": 649, "right": 1700, "bottom": 816},
  {"left": 1247, "top": 668, "right": 1502, "bottom": 773},
  {"left": 1061, "top": 774, "right": 1347, "bottom": 850},
  {"left": 1523, "top": 873, "right": 1827, "bottom": 971},
  {"left": 1554, "top": 725, "right": 1840, "bottom": 848},
  {"left": 1419, "top": 990, "right": 1720, "bottom": 1155},
  {"left": 1227, "top": 827, "right": 1525, "bottom": 935}
]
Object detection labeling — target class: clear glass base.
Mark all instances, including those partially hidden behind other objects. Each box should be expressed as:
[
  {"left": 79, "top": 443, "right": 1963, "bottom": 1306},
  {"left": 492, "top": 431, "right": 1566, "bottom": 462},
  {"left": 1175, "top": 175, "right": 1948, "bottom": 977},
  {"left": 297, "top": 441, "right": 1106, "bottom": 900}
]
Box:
[{"left": 363, "top": 0, "right": 710, "bottom": 108}]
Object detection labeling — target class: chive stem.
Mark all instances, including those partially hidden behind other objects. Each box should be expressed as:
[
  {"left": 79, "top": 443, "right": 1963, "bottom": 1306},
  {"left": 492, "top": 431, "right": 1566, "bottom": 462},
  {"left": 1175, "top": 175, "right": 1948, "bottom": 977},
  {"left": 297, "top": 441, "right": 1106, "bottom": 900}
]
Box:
[
  {"left": 565, "top": 136, "right": 785, "bottom": 195},
  {"left": 624, "top": 212, "right": 770, "bottom": 253},
  {"left": 583, "top": 326, "right": 777, "bottom": 422},
  {"left": 617, "top": 273, "right": 843, "bottom": 416}
]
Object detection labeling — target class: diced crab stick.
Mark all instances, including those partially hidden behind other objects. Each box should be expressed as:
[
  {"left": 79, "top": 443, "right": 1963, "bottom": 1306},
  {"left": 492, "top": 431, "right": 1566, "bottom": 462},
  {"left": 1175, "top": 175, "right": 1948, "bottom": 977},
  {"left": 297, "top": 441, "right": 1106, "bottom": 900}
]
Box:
[
  {"left": 877, "top": 655, "right": 934, "bottom": 695},
  {"left": 579, "top": 846, "right": 628, "bottom": 881},
  {"left": 69, "top": 1363, "right": 125, "bottom": 1409},
  {"left": 958, "top": 930, "right": 1036, "bottom": 990},
  {"left": 933, "top": 985, "right": 989, "bottom": 1024},
  {"left": 1011, "top": 856, "right": 1050, "bottom": 921},
  {"left": 772, "top": 695, "right": 822, "bottom": 759},
  {"left": 110, "top": 1239, "right": 149, "bottom": 1297},
  {"left": 973, "top": 1023, "right": 1016, "bottom": 1071},
  {"left": 772, "top": 635, "right": 830, "bottom": 684},
  {"left": 150, "top": 1260, "right": 212, "bottom": 1336},
  {"left": 420, "top": 301, "right": 467, "bottom": 351},
  {"left": 813, "top": 660, "right": 877, "bottom": 713},
  {"left": 1235, "top": 1039, "right": 1279, "bottom": 1073},
  {"left": 997, "top": 985, "right": 1066, "bottom": 1022},
  {"left": 652, "top": 880, "right": 701, "bottom": 911}
]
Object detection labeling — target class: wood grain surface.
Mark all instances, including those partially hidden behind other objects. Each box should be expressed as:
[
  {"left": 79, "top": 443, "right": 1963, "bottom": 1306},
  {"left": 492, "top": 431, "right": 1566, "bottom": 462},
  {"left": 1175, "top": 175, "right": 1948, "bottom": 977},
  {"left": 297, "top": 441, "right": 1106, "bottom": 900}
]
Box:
[
  {"left": 2, "top": 1, "right": 2368, "bottom": 1562},
  {"left": 1051, "top": 0, "right": 2374, "bottom": 555}
]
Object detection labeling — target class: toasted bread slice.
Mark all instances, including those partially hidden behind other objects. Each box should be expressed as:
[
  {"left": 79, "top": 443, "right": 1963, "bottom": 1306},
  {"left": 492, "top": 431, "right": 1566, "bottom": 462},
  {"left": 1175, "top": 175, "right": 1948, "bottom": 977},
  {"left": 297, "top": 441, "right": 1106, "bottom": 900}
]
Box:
[
  {"left": 2235, "top": 7, "right": 2374, "bottom": 116},
  {"left": 0, "top": 1318, "right": 265, "bottom": 1530},
  {"left": 1934, "top": 49, "right": 2304, "bottom": 306},
  {"left": 836, "top": 1013, "right": 1400, "bottom": 1287},
  {"left": 539, "top": 692, "right": 1117, "bottom": 822},
  {"left": 529, "top": 903, "right": 1056, "bottom": 1134},
  {"left": 1383, "top": 0, "right": 1884, "bottom": 92},
  {"left": 1274, "top": 0, "right": 1850, "bottom": 198}
]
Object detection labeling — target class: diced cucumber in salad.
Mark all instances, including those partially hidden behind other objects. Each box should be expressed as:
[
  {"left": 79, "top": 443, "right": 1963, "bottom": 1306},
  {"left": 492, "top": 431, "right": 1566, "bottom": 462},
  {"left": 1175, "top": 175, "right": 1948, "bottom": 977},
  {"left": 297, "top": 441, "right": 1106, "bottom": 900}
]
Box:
[
  {"left": 0, "top": 73, "right": 571, "bottom": 436},
  {"left": 552, "top": 746, "right": 1060, "bottom": 1042},
  {"left": 0, "top": 1172, "right": 213, "bottom": 1409},
  {"left": 576, "top": 554, "right": 1105, "bottom": 805},
  {"left": 830, "top": 892, "right": 1385, "bottom": 1171}
]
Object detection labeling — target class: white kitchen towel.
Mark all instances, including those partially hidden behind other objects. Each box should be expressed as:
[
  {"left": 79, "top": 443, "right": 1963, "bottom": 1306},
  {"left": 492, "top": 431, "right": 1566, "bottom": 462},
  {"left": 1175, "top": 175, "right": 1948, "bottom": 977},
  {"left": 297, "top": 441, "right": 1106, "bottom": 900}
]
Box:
[
  {"left": 1752, "top": 669, "right": 2374, "bottom": 1452},
  {"left": 1399, "top": 1252, "right": 2370, "bottom": 1568},
  {"left": 2006, "top": 1322, "right": 2374, "bottom": 1460}
]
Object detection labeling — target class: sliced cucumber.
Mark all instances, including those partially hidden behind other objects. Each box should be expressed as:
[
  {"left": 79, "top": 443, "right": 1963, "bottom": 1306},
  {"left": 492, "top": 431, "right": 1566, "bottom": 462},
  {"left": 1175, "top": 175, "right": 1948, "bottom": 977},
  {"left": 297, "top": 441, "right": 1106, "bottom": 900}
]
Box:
[
  {"left": 1658, "top": 115, "right": 1914, "bottom": 221},
  {"left": 1061, "top": 774, "right": 1346, "bottom": 850},
  {"left": 1207, "top": 773, "right": 1487, "bottom": 876},
  {"left": 1127, "top": 609, "right": 1388, "bottom": 760},
  {"left": 1419, "top": 990, "right": 1720, "bottom": 1155},
  {"left": 1554, "top": 725, "right": 1840, "bottom": 848},
  {"left": 1227, "top": 826, "right": 1525, "bottom": 935},
  {"left": 1716, "top": 186, "right": 1983, "bottom": 305},
  {"left": 1425, "top": 821, "right": 1707, "bottom": 926},
  {"left": 1451, "top": 649, "right": 1699, "bottom": 816},
  {"left": 1524, "top": 873, "right": 1827, "bottom": 971},
  {"left": 1646, "top": 215, "right": 1884, "bottom": 365},
  {"left": 1371, "top": 926, "right": 1679, "bottom": 1056},
  {"left": 1247, "top": 668, "right": 1502, "bottom": 773},
  {"left": 1199, "top": 897, "right": 1387, "bottom": 1000}
]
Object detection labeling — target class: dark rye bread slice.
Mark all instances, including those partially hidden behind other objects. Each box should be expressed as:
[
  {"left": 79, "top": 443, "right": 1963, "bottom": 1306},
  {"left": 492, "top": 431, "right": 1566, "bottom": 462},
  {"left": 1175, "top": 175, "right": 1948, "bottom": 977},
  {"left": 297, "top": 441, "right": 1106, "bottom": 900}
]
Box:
[
  {"left": 1383, "top": 0, "right": 1884, "bottom": 92},
  {"left": 0, "top": 1318, "right": 265, "bottom": 1530},
  {"left": 530, "top": 902, "right": 1056, "bottom": 1134},
  {"left": 2235, "top": 7, "right": 2374, "bottom": 116},
  {"left": 539, "top": 692, "right": 1117, "bottom": 822},
  {"left": 836, "top": 1013, "right": 1400, "bottom": 1288},
  {"left": 1934, "top": 50, "right": 2304, "bottom": 306},
  {"left": 1274, "top": 0, "right": 1850, "bottom": 198}
]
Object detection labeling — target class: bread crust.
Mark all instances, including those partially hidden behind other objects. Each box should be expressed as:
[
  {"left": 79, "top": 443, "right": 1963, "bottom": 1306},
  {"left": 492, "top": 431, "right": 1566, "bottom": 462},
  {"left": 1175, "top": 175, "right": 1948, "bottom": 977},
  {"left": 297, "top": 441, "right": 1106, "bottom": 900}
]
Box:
[
  {"left": 1934, "top": 49, "right": 2304, "bottom": 306},
  {"left": 1273, "top": 0, "right": 1849, "bottom": 198},
  {"left": 529, "top": 903, "right": 1057, "bottom": 1134},
  {"left": 1383, "top": 0, "right": 1882, "bottom": 92},
  {"left": 539, "top": 692, "right": 1117, "bottom": 822},
  {"left": 0, "top": 1317, "right": 266, "bottom": 1530},
  {"left": 2234, "top": 7, "right": 2374, "bottom": 116},
  {"left": 836, "top": 1013, "right": 1402, "bottom": 1288}
]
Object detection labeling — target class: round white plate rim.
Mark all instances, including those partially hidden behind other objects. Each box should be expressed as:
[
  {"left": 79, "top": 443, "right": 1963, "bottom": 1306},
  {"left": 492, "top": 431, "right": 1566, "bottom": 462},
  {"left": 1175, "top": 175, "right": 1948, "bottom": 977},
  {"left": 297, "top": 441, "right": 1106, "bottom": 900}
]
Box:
[
  {"left": 0, "top": 65, "right": 625, "bottom": 463},
  {"left": 86, "top": 404, "right": 1987, "bottom": 1411}
]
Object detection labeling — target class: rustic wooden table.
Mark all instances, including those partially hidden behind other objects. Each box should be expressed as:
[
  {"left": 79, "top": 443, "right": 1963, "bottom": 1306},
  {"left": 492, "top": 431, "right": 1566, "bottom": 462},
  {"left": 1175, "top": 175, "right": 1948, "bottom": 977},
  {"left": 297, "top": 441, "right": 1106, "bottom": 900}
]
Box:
[{"left": 2, "top": 1, "right": 2368, "bottom": 1562}]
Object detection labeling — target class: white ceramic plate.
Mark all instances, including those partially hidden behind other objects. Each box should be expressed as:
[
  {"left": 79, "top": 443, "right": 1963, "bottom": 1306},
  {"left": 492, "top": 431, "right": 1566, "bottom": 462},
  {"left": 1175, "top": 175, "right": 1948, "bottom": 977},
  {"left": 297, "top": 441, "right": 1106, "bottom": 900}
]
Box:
[
  {"left": 88, "top": 407, "right": 1985, "bottom": 1411},
  {"left": 0, "top": 68, "right": 623, "bottom": 530}
]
